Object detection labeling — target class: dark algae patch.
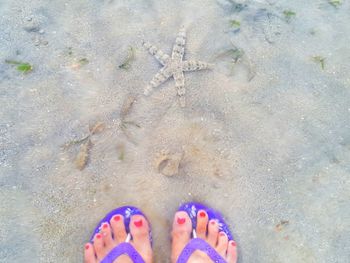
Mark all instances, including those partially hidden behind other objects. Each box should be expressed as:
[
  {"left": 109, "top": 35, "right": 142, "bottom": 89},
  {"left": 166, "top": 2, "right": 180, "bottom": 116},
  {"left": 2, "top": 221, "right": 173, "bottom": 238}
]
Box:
[
  {"left": 227, "top": 1, "right": 247, "bottom": 13},
  {"left": 64, "top": 121, "right": 106, "bottom": 170},
  {"left": 119, "top": 95, "right": 140, "bottom": 144},
  {"left": 275, "top": 220, "right": 289, "bottom": 232},
  {"left": 75, "top": 139, "right": 92, "bottom": 170},
  {"left": 5, "top": 60, "right": 33, "bottom": 73},
  {"left": 119, "top": 46, "right": 135, "bottom": 70},
  {"left": 229, "top": 48, "right": 245, "bottom": 63},
  {"left": 78, "top": 58, "right": 89, "bottom": 66}
]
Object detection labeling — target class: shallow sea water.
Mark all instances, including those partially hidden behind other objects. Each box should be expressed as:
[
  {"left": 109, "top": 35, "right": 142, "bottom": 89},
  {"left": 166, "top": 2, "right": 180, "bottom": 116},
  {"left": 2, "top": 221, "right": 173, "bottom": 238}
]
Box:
[{"left": 1, "top": 0, "right": 350, "bottom": 262}]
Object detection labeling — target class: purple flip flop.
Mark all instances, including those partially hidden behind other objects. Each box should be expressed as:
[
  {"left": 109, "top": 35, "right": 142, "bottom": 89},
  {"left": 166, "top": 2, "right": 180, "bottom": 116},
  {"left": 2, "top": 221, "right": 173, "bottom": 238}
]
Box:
[
  {"left": 176, "top": 202, "right": 234, "bottom": 263},
  {"left": 90, "top": 206, "right": 151, "bottom": 263}
]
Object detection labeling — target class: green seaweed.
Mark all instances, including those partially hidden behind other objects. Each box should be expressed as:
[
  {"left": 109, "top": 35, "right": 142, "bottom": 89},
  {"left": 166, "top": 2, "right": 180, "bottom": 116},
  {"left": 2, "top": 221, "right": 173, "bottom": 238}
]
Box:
[
  {"left": 328, "top": 0, "right": 342, "bottom": 8},
  {"left": 283, "top": 10, "right": 296, "bottom": 22},
  {"left": 312, "top": 56, "right": 325, "bottom": 70},
  {"left": 5, "top": 60, "right": 33, "bottom": 73},
  {"left": 229, "top": 19, "right": 241, "bottom": 28},
  {"left": 17, "top": 63, "right": 33, "bottom": 73},
  {"left": 119, "top": 46, "right": 135, "bottom": 70}
]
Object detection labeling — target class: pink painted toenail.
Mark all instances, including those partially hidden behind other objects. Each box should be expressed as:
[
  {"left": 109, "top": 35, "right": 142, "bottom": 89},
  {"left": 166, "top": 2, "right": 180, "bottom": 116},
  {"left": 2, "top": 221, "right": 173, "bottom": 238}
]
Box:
[
  {"left": 177, "top": 217, "right": 186, "bottom": 225},
  {"left": 210, "top": 220, "right": 216, "bottom": 225},
  {"left": 96, "top": 233, "right": 102, "bottom": 239},
  {"left": 199, "top": 211, "right": 206, "bottom": 218},
  {"left": 85, "top": 244, "right": 90, "bottom": 250},
  {"left": 113, "top": 215, "right": 121, "bottom": 221},
  {"left": 231, "top": 241, "right": 236, "bottom": 247},
  {"left": 134, "top": 219, "right": 143, "bottom": 227},
  {"left": 219, "top": 232, "right": 226, "bottom": 237},
  {"left": 102, "top": 223, "right": 108, "bottom": 229}
]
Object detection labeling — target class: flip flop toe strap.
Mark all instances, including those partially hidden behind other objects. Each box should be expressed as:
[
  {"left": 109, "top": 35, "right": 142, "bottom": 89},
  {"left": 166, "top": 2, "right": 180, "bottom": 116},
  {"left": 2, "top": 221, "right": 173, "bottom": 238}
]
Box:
[
  {"left": 101, "top": 242, "right": 145, "bottom": 263},
  {"left": 176, "top": 238, "right": 227, "bottom": 263}
]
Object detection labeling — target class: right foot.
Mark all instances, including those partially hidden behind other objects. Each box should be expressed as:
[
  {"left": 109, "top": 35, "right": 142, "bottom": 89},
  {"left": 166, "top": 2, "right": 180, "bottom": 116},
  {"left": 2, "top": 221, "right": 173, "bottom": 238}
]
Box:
[
  {"left": 171, "top": 210, "right": 237, "bottom": 263},
  {"left": 84, "top": 214, "right": 153, "bottom": 263}
]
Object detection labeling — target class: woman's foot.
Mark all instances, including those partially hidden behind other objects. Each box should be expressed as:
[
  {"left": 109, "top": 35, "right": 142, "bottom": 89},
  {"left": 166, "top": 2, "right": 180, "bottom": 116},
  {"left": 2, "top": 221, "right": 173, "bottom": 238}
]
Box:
[
  {"left": 84, "top": 214, "right": 153, "bottom": 263},
  {"left": 171, "top": 210, "right": 237, "bottom": 263}
]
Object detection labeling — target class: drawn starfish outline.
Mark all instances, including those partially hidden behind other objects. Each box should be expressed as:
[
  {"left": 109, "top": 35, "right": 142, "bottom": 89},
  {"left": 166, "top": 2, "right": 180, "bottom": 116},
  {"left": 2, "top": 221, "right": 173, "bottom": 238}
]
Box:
[{"left": 142, "top": 27, "right": 213, "bottom": 107}]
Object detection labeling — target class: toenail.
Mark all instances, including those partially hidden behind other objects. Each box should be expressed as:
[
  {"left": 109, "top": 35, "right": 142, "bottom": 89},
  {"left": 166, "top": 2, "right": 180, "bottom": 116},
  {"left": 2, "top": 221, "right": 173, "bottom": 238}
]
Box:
[
  {"left": 113, "top": 215, "right": 121, "bottom": 221},
  {"left": 199, "top": 211, "right": 206, "bottom": 218},
  {"left": 102, "top": 223, "right": 108, "bottom": 229},
  {"left": 210, "top": 220, "right": 216, "bottom": 225},
  {"left": 177, "top": 217, "right": 186, "bottom": 225},
  {"left": 230, "top": 241, "right": 236, "bottom": 247},
  {"left": 219, "top": 232, "right": 226, "bottom": 237},
  {"left": 134, "top": 219, "right": 143, "bottom": 227},
  {"left": 96, "top": 233, "right": 102, "bottom": 239},
  {"left": 85, "top": 244, "right": 90, "bottom": 250}
]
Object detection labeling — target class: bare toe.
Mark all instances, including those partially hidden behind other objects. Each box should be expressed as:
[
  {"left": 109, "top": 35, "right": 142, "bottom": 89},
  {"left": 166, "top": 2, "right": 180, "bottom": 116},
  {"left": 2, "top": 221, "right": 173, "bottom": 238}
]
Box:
[
  {"left": 93, "top": 233, "right": 105, "bottom": 260},
  {"left": 226, "top": 240, "right": 238, "bottom": 263},
  {"left": 171, "top": 211, "right": 192, "bottom": 263},
  {"left": 171, "top": 205, "right": 238, "bottom": 263},
  {"left": 216, "top": 232, "right": 229, "bottom": 258},
  {"left": 110, "top": 214, "right": 127, "bottom": 243},
  {"left": 84, "top": 208, "right": 154, "bottom": 263},
  {"left": 196, "top": 210, "right": 208, "bottom": 239},
  {"left": 100, "top": 222, "right": 114, "bottom": 250},
  {"left": 84, "top": 243, "right": 96, "bottom": 263},
  {"left": 207, "top": 219, "right": 219, "bottom": 246},
  {"left": 129, "top": 215, "right": 152, "bottom": 263}
]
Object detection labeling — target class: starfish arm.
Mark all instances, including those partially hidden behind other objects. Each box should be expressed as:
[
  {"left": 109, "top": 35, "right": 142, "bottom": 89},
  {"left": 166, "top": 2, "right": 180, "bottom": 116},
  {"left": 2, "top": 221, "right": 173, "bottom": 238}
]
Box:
[
  {"left": 182, "top": 60, "right": 213, "bottom": 72},
  {"left": 144, "top": 67, "right": 172, "bottom": 96},
  {"left": 142, "top": 41, "right": 170, "bottom": 66},
  {"left": 171, "top": 27, "right": 186, "bottom": 61},
  {"left": 173, "top": 71, "right": 186, "bottom": 107}
]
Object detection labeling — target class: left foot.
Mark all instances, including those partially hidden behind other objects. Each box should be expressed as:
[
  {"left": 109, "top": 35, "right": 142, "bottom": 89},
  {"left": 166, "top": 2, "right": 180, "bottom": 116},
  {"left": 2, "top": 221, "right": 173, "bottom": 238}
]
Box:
[{"left": 84, "top": 214, "right": 153, "bottom": 263}]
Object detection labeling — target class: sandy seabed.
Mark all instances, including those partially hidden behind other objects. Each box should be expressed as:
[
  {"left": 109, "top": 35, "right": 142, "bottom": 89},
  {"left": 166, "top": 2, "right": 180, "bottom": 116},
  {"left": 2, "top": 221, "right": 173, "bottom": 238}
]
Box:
[{"left": 1, "top": 0, "right": 349, "bottom": 262}]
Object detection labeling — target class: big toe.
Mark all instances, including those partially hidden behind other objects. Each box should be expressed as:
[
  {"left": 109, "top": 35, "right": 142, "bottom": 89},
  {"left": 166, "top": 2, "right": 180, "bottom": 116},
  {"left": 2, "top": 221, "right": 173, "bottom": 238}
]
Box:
[
  {"left": 171, "top": 211, "right": 192, "bottom": 262},
  {"left": 129, "top": 215, "right": 152, "bottom": 263}
]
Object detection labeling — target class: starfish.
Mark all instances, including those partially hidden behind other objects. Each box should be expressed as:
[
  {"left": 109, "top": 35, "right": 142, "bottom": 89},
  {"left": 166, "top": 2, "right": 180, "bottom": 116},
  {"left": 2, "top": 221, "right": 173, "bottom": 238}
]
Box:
[{"left": 142, "top": 27, "right": 213, "bottom": 107}]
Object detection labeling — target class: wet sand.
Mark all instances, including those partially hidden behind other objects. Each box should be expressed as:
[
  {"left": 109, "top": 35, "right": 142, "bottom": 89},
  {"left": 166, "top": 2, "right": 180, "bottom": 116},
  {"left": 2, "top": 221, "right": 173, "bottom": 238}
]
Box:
[{"left": 1, "top": 0, "right": 349, "bottom": 262}]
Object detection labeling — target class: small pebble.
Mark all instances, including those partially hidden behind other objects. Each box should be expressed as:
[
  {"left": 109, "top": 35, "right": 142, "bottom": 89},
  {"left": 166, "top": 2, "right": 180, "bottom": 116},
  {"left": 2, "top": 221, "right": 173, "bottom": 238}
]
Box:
[
  {"left": 42, "top": 40, "right": 49, "bottom": 45},
  {"left": 26, "top": 17, "right": 33, "bottom": 21},
  {"left": 24, "top": 24, "right": 40, "bottom": 32},
  {"left": 39, "top": 29, "right": 45, "bottom": 34}
]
